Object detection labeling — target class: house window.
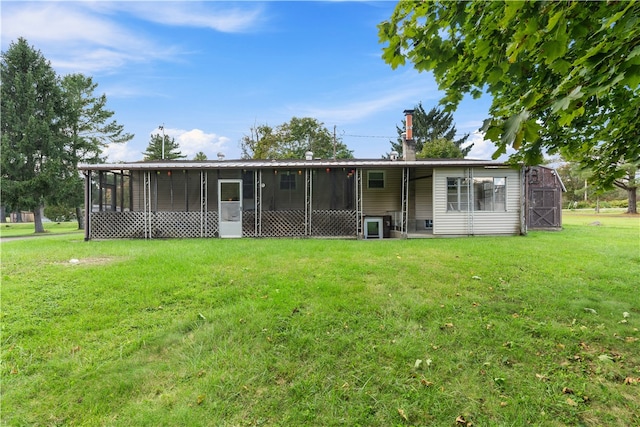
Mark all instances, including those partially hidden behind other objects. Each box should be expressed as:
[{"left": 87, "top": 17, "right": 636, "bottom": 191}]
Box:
[
  {"left": 447, "top": 177, "right": 471, "bottom": 211},
  {"left": 280, "top": 172, "right": 296, "bottom": 190},
  {"left": 367, "top": 171, "right": 385, "bottom": 189},
  {"left": 473, "top": 177, "right": 506, "bottom": 211},
  {"left": 448, "top": 177, "right": 506, "bottom": 211}
]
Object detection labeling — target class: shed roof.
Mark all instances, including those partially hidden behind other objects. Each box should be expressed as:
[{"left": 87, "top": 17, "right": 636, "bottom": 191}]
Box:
[{"left": 78, "top": 158, "right": 516, "bottom": 172}]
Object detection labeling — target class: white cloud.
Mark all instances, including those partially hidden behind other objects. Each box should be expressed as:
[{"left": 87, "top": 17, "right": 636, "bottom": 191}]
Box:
[
  {"left": 156, "top": 127, "right": 230, "bottom": 160},
  {"left": 1, "top": 2, "right": 181, "bottom": 74},
  {"left": 114, "top": 2, "right": 267, "bottom": 33},
  {"left": 1, "top": 2, "right": 266, "bottom": 75},
  {"left": 103, "top": 141, "right": 141, "bottom": 163},
  {"left": 292, "top": 71, "right": 439, "bottom": 125},
  {"left": 464, "top": 131, "right": 514, "bottom": 161}
]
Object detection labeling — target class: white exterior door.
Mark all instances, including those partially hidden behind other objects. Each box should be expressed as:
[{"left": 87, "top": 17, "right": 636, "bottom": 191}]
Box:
[{"left": 218, "top": 179, "right": 242, "bottom": 238}]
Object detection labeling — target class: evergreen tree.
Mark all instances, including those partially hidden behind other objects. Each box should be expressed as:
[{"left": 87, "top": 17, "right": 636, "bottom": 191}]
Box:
[
  {"left": 142, "top": 133, "right": 186, "bottom": 160},
  {"left": 1, "top": 38, "right": 64, "bottom": 233},
  {"left": 390, "top": 103, "right": 470, "bottom": 158},
  {"left": 193, "top": 151, "right": 208, "bottom": 161},
  {"left": 57, "top": 73, "right": 134, "bottom": 228}
]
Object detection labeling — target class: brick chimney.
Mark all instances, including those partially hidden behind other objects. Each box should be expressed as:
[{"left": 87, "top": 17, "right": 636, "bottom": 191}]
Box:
[{"left": 402, "top": 109, "right": 416, "bottom": 161}]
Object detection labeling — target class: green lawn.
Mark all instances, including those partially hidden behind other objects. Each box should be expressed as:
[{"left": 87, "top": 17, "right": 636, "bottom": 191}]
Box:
[
  {"left": 1, "top": 212, "right": 639, "bottom": 426},
  {"left": 0, "top": 221, "right": 82, "bottom": 238}
]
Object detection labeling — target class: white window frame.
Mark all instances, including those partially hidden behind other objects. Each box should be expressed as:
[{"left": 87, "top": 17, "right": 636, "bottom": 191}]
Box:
[
  {"left": 367, "top": 170, "right": 385, "bottom": 189},
  {"left": 447, "top": 177, "right": 470, "bottom": 211},
  {"left": 473, "top": 177, "right": 506, "bottom": 211}
]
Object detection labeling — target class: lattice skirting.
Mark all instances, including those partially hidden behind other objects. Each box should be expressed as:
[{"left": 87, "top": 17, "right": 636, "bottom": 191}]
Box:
[
  {"left": 90, "top": 209, "right": 356, "bottom": 239},
  {"left": 90, "top": 211, "right": 218, "bottom": 239},
  {"left": 259, "top": 211, "right": 306, "bottom": 237},
  {"left": 310, "top": 210, "right": 357, "bottom": 236}
]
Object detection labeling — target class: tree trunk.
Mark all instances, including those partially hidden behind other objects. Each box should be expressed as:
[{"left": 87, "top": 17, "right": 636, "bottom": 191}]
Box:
[
  {"left": 76, "top": 206, "right": 84, "bottom": 230},
  {"left": 34, "top": 205, "right": 45, "bottom": 233},
  {"left": 0, "top": 205, "right": 5, "bottom": 223},
  {"left": 15, "top": 211, "right": 23, "bottom": 223},
  {"left": 628, "top": 186, "right": 637, "bottom": 214}
]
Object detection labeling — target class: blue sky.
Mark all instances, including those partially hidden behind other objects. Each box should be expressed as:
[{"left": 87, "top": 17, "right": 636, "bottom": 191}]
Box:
[{"left": 2, "top": 1, "right": 505, "bottom": 162}]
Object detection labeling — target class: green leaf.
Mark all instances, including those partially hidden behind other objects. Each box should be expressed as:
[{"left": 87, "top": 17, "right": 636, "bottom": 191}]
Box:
[
  {"left": 501, "top": 110, "right": 529, "bottom": 146},
  {"left": 542, "top": 40, "right": 566, "bottom": 65},
  {"left": 484, "top": 125, "right": 502, "bottom": 142},
  {"left": 546, "top": 10, "right": 564, "bottom": 33},
  {"left": 522, "top": 120, "right": 542, "bottom": 142},
  {"left": 500, "top": 1, "right": 526, "bottom": 27}
]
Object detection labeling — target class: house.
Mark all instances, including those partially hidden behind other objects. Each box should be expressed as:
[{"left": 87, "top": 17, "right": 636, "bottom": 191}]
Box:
[
  {"left": 78, "top": 110, "right": 548, "bottom": 241},
  {"left": 77, "top": 156, "right": 529, "bottom": 240}
]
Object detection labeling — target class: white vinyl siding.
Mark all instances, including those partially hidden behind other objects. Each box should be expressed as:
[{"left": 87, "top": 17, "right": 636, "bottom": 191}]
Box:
[
  {"left": 361, "top": 168, "right": 402, "bottom": 216},
  {"left": 433, "top": 167, "right": 521, "bottom": 235},
  {"left": 414, "top": 167, "right": 433, "bottom": 229}
]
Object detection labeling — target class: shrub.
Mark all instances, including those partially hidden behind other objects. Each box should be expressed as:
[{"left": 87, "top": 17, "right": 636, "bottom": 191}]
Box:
[{"left": 44, "top": 205, "right": 76, "bottom": 222}]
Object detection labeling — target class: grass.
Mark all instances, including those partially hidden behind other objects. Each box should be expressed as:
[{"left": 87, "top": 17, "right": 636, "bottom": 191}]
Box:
[
  {"left": 1, "top": 211, "right": 639, "bottom": 426},
  {"left": 0, "top": 221, "right": 82, "bottom": 238}
]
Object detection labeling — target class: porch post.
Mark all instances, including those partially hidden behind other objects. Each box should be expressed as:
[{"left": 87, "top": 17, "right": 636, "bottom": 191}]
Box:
[
  {"left": 83, "top": 170, "right": 91, "bottom": 241},
  {"left": 255, "top": 169, "right": 262, "bottom": 236},
  {"left": 144, "top": 171, "right": 151, "bottom": 239},
  {"left": 401, "top": 167, "right": 410, "bottom": 237},
  {"left": 200, "top": 170, "right": 207, "bottom": 237},
  {"left": 356, "top": 168, "right": 363, "bottom": 238},
  {"left": 305, "top": 168, "right": 312, "bottom": 236}
]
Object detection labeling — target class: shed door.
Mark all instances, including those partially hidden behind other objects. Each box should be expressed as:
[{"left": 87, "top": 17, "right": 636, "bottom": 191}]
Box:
[
  {"left": 528, "top": 188, "right": 560, "bottom": 228},
  {"left": 219, "top": 180, "right": 242, "bottom": 238}
]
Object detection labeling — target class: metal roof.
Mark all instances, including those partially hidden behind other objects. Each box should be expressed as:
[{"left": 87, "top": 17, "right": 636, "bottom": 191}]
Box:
[{"left": 78, "top": 158, "right": 515, "bottom": 171}]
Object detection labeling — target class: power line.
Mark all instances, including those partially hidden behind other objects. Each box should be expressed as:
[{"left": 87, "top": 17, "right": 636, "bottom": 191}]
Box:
[{"left": 343, "top": 134, "right": 397, "bottom": 139}]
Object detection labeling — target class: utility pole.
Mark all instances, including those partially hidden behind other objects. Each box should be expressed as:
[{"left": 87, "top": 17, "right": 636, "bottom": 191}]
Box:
[
  {"left": 159, "top": 124, "right": 165, "bottom": 160},
  {"left": 333, "top": 125, "right": 337, "bottom": 160}
]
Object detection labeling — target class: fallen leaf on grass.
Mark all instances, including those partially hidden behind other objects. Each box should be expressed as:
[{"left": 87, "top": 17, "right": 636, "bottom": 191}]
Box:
[
  {"left": 535, "top": 373, "right": 548, "bottom": 381},
  {"left": 420, "top": 378, "right": 434, "bottom": 386},
  {"left": 397, "top": 408, "right": 408, "bottom": 422},
  {"left": 583, "top": 308, "right": 597, "bottom": 314},
  {"left": 441, "top": 323, "right": 454, "bottom": 329},
  {"left": 625, "top": 336, "right": 638, "bottom": 343},
  {"left": 562, "top": 387, "right": 574, "bottom": 394},
  {"left": 456, "top": 414, "right": 473, "bottom": 426},
  {"left": 566, "top": 397, "right": 577, "bottom": 407},
  {"left": 623, "top": 377, "right": 639, "bottom": 385},
  {"left": 197, "top": 394, "right": 205, "bottom": 405},
  {"left": 598, "top": 354, "right": 614, "bottom": 363}
]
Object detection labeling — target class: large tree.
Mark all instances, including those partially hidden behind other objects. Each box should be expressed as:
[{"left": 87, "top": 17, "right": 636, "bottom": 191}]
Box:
[
  {"left": 142, "top": 133, "right": 186, "bottom": 161},
  {"left": 1, "top": 38, "right": 64, "bottom": 233},
  {"left": 56, "top": 73, "right": 133, "bottom": 228},
  {"left": 240, "top": 123, "right": 280, "bottom": 159},
  {"left": 241, "top": 117, "right": 353, "bottom": 160},
  {"left": 390, "top": 103, "right": 470, "bottom": 158},
  {"left": 379, "top": 1, "right": 639, "bottom": 211}
]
